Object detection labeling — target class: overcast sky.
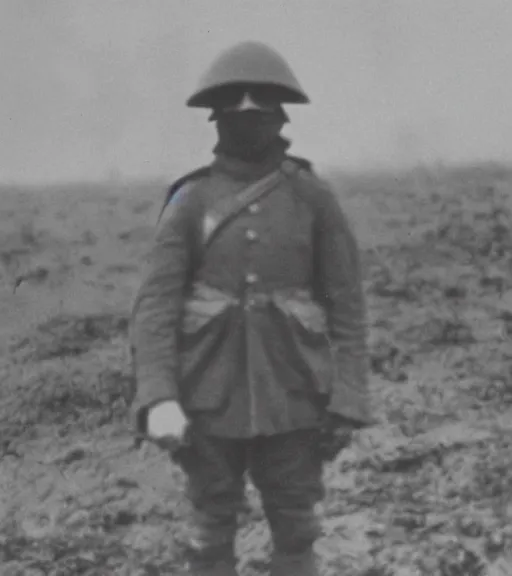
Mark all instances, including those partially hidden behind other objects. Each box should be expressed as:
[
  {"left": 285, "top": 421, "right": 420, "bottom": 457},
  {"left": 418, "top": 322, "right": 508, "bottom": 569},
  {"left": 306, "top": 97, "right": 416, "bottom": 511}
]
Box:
[{"left": 1, "top": 0, "right": 512, "bottom": 183}]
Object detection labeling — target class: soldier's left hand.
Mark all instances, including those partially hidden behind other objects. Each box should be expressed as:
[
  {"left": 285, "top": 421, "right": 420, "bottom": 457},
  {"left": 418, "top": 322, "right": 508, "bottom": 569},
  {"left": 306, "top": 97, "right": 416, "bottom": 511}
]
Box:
[{"left": 317, "top": 413, "right": 355, "bottom": 462}]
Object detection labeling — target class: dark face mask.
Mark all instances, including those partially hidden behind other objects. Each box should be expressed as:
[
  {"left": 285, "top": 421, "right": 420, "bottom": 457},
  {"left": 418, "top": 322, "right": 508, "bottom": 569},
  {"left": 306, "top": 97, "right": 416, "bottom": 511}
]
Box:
[{"left": 215, "top": 109, "right": 287, "bottom": 160}]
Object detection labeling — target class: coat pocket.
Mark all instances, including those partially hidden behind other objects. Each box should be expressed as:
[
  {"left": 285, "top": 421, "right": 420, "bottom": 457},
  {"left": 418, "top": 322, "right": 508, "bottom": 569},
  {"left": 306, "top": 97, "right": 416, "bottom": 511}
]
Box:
[
  {"left": 272, "top": 293, "right": 335, "bottom": 396},
  {"left": 273, "top": 294, "right": 327, "bottom": 333},
  {"left": 178, "top": 291, "right": 237, "bottom": 411},
  {"left": 181, "top": 298, "right": 231, "bottom": 334}
]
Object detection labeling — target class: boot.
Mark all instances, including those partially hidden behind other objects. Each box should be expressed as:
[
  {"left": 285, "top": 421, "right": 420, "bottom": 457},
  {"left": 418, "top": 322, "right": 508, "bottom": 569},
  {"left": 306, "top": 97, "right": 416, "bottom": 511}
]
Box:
[
  {"left": 269, "top": 549, "right": 319, "bottom": 576},
  {"left": 183, "top": 539, "right": 238, "bottom": 576}
]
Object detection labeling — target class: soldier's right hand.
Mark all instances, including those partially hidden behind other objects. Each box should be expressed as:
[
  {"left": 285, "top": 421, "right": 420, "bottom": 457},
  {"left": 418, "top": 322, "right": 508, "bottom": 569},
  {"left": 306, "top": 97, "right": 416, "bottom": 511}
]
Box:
[{"left": 147, "top": 400, "right": 188, "bottom": 452}]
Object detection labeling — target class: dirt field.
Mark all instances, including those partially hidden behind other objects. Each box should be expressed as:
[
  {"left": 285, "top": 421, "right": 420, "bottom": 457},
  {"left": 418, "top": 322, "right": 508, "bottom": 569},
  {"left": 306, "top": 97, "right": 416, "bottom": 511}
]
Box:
[{"left": 0, "top": 163, "right": 511, "bottom": 575}]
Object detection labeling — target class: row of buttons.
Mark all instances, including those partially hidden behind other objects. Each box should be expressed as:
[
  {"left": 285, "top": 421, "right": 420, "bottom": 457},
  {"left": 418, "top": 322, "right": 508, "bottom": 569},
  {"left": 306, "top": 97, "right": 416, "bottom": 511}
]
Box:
[{"left": 245, "top": 203, "right": 260, "bottom": 287}]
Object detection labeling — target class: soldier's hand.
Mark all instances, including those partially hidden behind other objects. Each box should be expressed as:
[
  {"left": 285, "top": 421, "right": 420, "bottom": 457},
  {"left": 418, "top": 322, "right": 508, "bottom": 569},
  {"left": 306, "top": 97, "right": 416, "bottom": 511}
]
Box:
[
  {"left": 147, "top": 400, "right": 188, "bottom": 452},
  {"left": 324, "top": 412, "right": 355, "bottom": 432},
  {"left": 317, "top": 412, "right": 355, "bottom": 462}
]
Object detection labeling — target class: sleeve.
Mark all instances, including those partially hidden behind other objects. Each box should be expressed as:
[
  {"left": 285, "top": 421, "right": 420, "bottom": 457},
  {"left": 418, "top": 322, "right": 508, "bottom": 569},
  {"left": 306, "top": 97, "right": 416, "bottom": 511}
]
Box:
[
  {"left": 129, "top": 185, "right": 195, "bottom": 433},
  {"left": 314, "top": 181, "right": 373, "bottom": 428}
]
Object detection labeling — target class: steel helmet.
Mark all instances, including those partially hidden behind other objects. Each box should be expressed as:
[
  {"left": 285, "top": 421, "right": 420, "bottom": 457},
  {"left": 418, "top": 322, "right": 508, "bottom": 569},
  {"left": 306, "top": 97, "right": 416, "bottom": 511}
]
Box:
[{"left": 187, "top": 41, "right": 309, "bottom": 108}]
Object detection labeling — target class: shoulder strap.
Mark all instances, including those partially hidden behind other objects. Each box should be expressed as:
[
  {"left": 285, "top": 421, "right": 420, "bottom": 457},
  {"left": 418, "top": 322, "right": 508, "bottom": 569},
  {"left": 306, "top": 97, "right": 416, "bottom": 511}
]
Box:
[
  {"left": 157, "top": 166, "right": 211, "bottom": 224},
  {"left": 201, "top": 165, "right": 285, "bottom": 250}
]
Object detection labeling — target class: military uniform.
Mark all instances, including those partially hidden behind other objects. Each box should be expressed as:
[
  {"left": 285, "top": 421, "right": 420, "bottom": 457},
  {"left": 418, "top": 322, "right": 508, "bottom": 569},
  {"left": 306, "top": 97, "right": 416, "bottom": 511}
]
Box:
[{"left": 130, "top": 42, "right": 371, "bottom": 576}]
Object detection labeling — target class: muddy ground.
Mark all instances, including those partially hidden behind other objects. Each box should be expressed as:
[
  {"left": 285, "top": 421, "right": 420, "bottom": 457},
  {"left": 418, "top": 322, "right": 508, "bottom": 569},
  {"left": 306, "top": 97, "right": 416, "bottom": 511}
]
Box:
[{"left": 0, "top": 163, "right": 511, "bottom": 575}]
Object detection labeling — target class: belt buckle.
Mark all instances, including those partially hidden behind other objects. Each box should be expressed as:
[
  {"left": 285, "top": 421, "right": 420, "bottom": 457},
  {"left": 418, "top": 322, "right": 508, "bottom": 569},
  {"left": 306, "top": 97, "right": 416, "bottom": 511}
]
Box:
[{"left": 244, "top": 292, "right": 268, "bottom": 311}]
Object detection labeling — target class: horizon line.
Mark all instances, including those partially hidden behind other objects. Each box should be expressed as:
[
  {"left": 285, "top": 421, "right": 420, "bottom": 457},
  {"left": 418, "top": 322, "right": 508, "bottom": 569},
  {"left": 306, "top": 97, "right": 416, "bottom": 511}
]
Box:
[{"left": 1, "top": 158, "right": 511, "bottom": 189}]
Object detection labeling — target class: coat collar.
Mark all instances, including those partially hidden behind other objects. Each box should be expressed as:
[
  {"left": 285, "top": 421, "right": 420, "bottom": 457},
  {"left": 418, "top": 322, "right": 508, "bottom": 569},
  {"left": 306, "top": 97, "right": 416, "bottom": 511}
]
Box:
[{"left": 211, "top": 136, "right": 291, "bottom": 181}]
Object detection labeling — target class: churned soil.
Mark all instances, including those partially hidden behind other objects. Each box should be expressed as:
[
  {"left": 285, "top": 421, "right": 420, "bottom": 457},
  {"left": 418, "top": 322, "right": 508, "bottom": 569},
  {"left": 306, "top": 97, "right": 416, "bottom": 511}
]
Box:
[{"left": 0, "top": 165, "right": 511, "bottom": 575}]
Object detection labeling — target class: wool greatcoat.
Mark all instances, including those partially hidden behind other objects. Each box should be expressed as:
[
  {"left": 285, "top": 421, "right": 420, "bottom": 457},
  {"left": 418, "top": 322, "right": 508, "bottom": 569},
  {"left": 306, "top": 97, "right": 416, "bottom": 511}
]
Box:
[{"left": 130, "top": 141, "right": 371, "bottom": 439}]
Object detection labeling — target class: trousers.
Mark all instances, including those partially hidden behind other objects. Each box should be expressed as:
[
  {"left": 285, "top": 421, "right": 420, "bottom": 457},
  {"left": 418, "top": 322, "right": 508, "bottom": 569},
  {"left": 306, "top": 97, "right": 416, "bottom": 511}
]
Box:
[{"left": 178, "top": 427, "right": 324, "bottom": 572}]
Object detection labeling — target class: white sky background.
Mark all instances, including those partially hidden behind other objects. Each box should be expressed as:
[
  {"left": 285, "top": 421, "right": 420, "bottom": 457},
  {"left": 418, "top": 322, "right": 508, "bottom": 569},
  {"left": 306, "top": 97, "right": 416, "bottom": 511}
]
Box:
[{"left": 1, "top": 0, "right": 512, "bottom": 183}]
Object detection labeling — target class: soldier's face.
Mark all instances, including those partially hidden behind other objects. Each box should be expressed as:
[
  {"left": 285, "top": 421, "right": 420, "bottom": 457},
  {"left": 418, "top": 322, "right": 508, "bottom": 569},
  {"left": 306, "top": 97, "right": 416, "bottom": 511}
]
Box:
[
  {"left": 222, "top": 108, "right": 283, "bottom": 130},
  {"left": 214, "top": 85, "right": 283, "bottom": 113},
  {"left": 213, "top": 85, "right": 287, "bottom": 156},
  {"left": 216, "top": 108, "right": 285, "bottom": 152}
]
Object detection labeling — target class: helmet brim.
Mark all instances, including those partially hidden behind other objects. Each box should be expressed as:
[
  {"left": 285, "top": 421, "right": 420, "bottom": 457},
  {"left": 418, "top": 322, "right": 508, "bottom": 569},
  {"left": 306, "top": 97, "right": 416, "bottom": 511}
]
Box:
[
  {"left": 187, "top": 81, "right": 310, "bottom": 108},
  {"left": 207, "top": 105, "right": 290, "bottom": 123}
]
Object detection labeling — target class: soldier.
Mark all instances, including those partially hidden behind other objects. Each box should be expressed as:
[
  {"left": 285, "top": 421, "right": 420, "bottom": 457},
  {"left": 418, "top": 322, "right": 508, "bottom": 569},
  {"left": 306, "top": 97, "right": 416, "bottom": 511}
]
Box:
[{"left": 130, "top": 41, "right": 372, "bottom": 576}]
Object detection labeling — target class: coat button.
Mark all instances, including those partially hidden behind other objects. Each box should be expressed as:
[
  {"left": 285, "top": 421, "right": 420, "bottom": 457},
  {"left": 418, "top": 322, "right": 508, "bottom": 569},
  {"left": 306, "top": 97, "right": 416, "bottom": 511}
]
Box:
[
  {"left": 248, "top": 203, "right": 260, "bottom": 214},
  {"left": 244, "top": 297, "right": 256, "bottom": 311},
  {"left": 245, "top": 229, "right": 258, "bottom": 241},
  {"left": 245, "top": 272, "right": 258, "bottom": 284}
]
